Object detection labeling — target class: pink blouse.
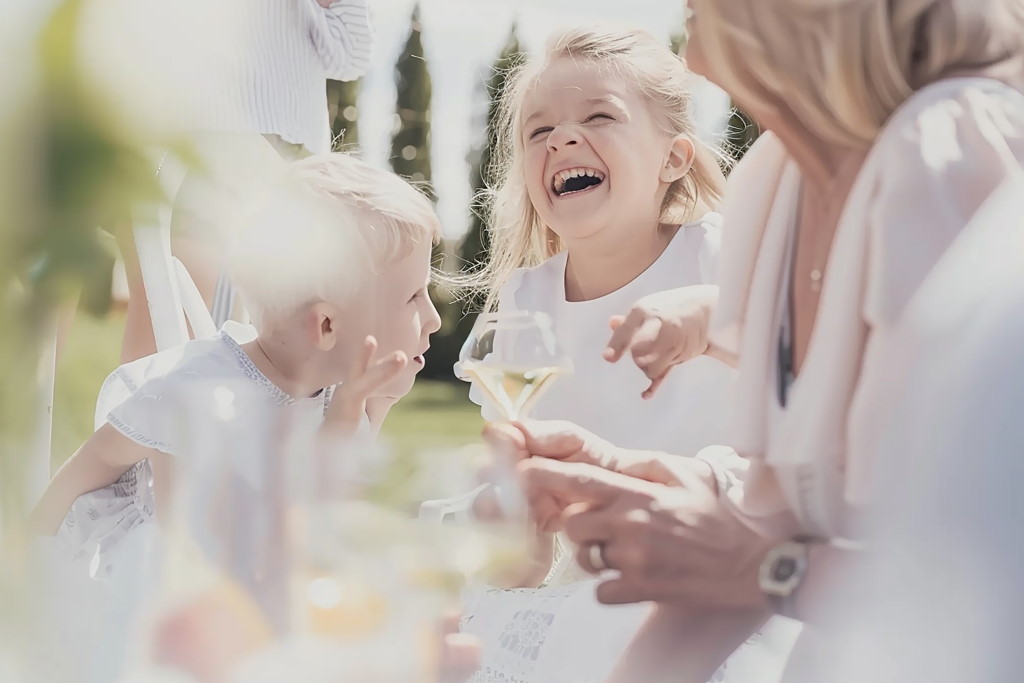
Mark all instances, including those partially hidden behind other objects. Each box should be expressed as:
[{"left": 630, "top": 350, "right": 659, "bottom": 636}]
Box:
[{"left": 707, "top": 78, "right": 1024, "bottom": 539}]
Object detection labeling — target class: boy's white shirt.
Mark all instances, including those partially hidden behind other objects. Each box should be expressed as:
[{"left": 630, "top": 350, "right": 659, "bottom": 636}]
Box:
[{"left": 37, "top": 320, "right": 378, "bottom": 683}]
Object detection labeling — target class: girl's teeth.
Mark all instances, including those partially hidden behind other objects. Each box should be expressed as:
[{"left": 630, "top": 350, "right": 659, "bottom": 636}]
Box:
[{"left": 553, "top": 168, "right": 605, "bottom": 193}]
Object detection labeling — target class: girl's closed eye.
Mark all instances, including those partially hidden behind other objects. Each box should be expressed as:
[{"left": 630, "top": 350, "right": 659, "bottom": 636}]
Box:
[
  {"left": 408, "top": 288, "right": 427, "bottom": 304},
  {"left": 529, "top": 114, "right": 614, "bottom": 140},
  {"left": 529, "top": 126, "right": 553, "bottom": 141}
]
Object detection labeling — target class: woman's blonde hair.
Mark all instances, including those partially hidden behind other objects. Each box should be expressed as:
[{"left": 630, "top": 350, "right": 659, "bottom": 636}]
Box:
[
  {"left": 689, "top": 0, "right": 1024, "bottom": 148},
  {"left": 465, "top": 27, "right": 727, "bottom": 313}
]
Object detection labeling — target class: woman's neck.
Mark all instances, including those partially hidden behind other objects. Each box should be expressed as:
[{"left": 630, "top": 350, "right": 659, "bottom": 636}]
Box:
[
  {"left": 765, "top": 113, "right": 866, "bottom": 202},
  {"left": 562, "top": 221, "right": 682, "bottom": 302}
]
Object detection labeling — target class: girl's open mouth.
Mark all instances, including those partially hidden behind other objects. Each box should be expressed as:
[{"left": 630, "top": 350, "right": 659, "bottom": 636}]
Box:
[{"left": 552, "top": 167, "right": 606, "bottom": 197}]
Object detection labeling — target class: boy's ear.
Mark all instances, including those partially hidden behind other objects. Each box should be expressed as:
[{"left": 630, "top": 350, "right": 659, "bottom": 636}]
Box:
[
  {"left": 310, "top": 302, "right": 339, "bottom": 352},
  {"left": 660, "top": 134, "right": 696, "bottom": 183}
]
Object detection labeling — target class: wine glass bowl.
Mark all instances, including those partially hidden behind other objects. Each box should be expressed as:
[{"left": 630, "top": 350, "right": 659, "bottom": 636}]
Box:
[{"left": 457, "top": 311, "right": 572, "bottom": 421}]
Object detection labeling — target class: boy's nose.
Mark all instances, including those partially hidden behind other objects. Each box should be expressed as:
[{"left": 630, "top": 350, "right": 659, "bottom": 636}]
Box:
[{"left": 424, "top": 299, "right": 442, "bottom": 334}]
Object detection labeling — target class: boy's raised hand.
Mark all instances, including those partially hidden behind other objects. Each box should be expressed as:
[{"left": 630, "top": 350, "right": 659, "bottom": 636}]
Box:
[
  {"left": 603, "top": 285, "right": 723, "bottom": 399},
  {"left": 322, "top": 336, "right": 407, "bottom": 438}
]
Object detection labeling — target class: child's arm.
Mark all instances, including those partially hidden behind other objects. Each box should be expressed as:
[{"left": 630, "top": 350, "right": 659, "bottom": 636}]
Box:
[{"left": 29, "top": 423, "right": 159, "bottom": 535}]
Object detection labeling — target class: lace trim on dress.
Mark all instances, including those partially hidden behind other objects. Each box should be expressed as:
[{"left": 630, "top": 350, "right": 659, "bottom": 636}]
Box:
[
  {"left": 107, "top": 414, "right": 173, "bottom": 453},
  {"left": 219, "top": 332, "right": 298, "bottom": 406}
]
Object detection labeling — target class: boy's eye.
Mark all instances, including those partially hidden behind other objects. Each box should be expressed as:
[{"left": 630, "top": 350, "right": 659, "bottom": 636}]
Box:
[
  {"left": 584, "top": 113, "right": 615, "bottom": 123},
  {"left": 408, "top": 289, "right": 425, "bottom": 303},
  {"left": 529, "top": 126, "right": 553, "bottom": 141}
]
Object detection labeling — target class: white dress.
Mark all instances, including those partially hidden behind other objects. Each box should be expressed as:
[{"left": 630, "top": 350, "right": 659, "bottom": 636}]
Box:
[
  {"left": 37, "top": 322, "right": 335, "bottom": 683},
  {"left": 55, "top": 322, "right": 332, "bottom": 575},
  {"left": 464, "top": 214, "right": 801, "bottom": 682}
]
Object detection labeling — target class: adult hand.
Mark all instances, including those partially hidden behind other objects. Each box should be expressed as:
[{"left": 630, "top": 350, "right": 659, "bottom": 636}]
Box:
[
  {"left": 482, "top": 420, "right": 717, "bottom": 531},
  {"left": 604, "top": 284, "right": 720, "bottom": 398},
  {"left": 518, "top": 457, "right": 776, "bottom": 611}
]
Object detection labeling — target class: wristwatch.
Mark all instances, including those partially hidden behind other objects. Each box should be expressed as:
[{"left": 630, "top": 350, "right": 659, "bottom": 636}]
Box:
[{"left": 758, "top": 537, "right": 815, "bottom": 618}]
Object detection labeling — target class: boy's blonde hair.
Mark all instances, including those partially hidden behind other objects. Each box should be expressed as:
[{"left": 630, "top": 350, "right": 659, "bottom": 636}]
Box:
[
  {"left": 466, "top": 27, "right": 726, "bottom": 312},
  {"left": 689, "top": 0, "right": 1024, "bottom": 147},
  {"left": 229, "top": 153, "right": 441, "bottom": 330}
]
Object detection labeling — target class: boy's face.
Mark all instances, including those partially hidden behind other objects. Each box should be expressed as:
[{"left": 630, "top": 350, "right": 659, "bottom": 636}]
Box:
[{"left": 340, "top": 239, "right": 441, "bottom": 400}]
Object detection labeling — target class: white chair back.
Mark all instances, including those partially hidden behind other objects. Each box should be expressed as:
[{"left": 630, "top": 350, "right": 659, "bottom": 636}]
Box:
[{"left": 417, "top": 483, "right": 488, "bottom": 523}]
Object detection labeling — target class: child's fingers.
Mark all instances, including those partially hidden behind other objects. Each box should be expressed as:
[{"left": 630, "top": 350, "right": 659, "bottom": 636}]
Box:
[
  {"left": 641, "top": 369, "right": 671, "bottom": 400},
  {"left": 604, "top": 309, "right": 645, "bottom": 361},
  {"left": 626, "top": 319, "right": 663, "bottom": 361},
  {"left": 324, "top": 348, "right": 403, "bottom": 435},
  {"left": 608, "top": 315, "right": 625, "bottom": 330},
  {"left": 635, "top": 341, "right": 677, "bottom": 382},
  {"left": 348, "top": 335, "right": 378, "bottom": 382},
  {"left": 352, "top": 351, "right": 407, "bottom": 397}
]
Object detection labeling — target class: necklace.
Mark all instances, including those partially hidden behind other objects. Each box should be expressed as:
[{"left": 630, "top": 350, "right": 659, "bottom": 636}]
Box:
[{"left": 795, "top": 187, "right": 831, "bottom": 295}]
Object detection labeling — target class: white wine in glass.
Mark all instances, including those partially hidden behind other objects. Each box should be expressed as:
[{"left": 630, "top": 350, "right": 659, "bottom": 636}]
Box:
[
  {"left": 457, "top": 311, "right": 572, "bottom": 421},
  {"left": 459, "top": 363, "right": 566, "bottom": 422}
]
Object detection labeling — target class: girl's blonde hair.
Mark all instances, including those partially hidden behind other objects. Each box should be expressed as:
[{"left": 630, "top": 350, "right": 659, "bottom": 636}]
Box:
[
  {"left": 689, "top": 0, "right": 1024, "bottom": 148},
  {"left": 229, "top": 152, "right": 441, "bottom": 330},
  {"left": 466, "top": 27, "right": 726, "bottom": 313}
]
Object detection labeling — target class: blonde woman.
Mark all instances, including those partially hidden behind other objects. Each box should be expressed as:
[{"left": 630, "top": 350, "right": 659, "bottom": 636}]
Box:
[{"left": 490, "top": 0, "right": 1024, "bottom": 680}]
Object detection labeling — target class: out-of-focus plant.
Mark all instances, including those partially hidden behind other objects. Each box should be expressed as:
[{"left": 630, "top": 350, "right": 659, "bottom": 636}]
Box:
[
  {"left": 2, "top": 0, "right": 168, "bottom": 525},
  {"left": 1, "top": 0, "right": 195, "bottom": 675}
]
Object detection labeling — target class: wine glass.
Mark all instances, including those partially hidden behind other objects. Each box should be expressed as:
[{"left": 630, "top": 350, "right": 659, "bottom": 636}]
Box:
[{"left": 456, "top": 310, "right": 573, "bottom": 421}]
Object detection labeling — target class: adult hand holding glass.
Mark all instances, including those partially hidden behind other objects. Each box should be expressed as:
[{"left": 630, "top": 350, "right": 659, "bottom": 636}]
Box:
[{"left": 498, "top": 421, "right": 775, "bottom": 611}]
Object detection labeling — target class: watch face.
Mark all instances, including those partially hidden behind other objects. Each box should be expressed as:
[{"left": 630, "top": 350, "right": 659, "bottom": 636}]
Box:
[
  {"left": 759, "top": 541, "right": 809, "bottom": 598},
  {"left": 772, "top": 556, "right": 798, "bottom": 583}
]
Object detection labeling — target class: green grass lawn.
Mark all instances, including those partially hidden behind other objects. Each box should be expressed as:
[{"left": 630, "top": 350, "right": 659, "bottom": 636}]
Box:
[{"left": 51, "top": 312, "right": 483, "bottom": 468}]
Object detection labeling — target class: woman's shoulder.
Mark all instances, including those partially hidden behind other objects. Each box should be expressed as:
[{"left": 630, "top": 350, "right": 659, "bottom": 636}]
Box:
[
  {"left": 859, "top": 79, "right": 1024, "bottom": 324},
  {"left": 872, "top": 78, "right": 1024, "bottom": 163}
]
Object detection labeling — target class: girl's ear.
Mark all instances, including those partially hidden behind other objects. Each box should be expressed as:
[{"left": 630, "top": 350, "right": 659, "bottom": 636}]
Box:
[
  {"left": 660, "top": 134, "right": 696, "bottom": 183},
  {"left": 310, "top": 302, "right": 339, "bottom": 352}
]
